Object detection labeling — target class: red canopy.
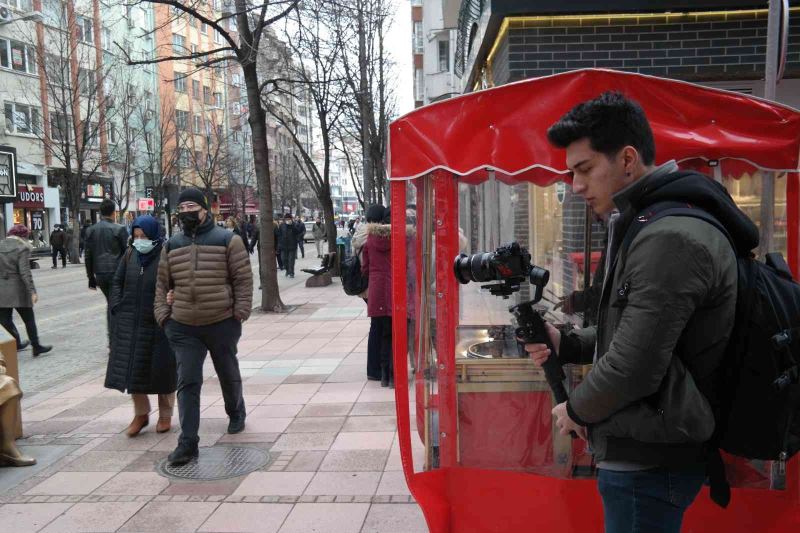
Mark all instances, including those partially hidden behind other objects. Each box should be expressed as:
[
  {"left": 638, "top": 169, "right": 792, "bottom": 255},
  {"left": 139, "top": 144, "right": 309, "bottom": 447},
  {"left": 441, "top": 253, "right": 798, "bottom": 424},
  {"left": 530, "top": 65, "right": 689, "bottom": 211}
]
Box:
[{"left": 388, "top": 69, "right": 800, "bottom": 185}]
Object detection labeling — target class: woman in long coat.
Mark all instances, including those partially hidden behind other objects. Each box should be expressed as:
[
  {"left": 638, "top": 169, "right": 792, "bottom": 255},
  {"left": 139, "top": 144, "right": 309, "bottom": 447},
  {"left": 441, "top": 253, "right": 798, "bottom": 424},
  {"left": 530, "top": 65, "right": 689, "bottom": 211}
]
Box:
[
  {"left": 0, "top": 224, "right": 52, "bottom": 356},
  {"left": 361, "top": 205, "right": 393, "bottom": 387},
  {"left": 106, "top": 216, "right": 177, "bottom": 437}
]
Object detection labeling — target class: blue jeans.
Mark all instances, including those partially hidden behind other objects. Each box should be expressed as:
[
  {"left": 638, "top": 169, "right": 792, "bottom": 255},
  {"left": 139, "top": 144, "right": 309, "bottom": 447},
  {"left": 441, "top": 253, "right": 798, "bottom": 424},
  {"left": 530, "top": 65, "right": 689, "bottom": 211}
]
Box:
[{"left": 598, "top": 467, "right": 705, "bottom": 533}]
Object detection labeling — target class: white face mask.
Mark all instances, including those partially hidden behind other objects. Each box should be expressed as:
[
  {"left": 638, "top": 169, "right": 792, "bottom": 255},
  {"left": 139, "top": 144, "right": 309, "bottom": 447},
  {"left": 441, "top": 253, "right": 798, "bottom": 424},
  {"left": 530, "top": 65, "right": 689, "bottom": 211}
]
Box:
[{"left": 133, "top": 239, "right": 155, "bottom": 254}]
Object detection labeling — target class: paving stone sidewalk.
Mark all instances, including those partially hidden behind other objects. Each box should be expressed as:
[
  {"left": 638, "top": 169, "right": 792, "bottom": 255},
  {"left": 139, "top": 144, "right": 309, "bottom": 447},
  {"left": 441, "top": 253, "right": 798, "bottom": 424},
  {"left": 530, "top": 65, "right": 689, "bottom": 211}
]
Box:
[{"left": 0, "top": 280, "right": 428, "bottom": 533}]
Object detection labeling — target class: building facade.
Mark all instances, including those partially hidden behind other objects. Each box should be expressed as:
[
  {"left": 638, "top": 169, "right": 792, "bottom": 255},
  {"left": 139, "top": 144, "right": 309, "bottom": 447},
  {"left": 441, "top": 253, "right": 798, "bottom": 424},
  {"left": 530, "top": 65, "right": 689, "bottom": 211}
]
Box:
[{"left": 411, "top": 0, "right": 460, "bottom": 108}]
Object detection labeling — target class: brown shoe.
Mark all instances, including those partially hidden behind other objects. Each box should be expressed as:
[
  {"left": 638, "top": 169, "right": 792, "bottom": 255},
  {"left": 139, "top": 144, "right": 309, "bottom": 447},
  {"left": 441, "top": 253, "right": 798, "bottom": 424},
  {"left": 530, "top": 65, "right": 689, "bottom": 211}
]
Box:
[
  {"left": 156, "top": 416, "right": 171, "bottom": 433},
  {"left": 0, "top": 452, "right": 37, "bottom": 467},
  {"left": 126, "top": 415, "right": 149, "bottom": 437}
]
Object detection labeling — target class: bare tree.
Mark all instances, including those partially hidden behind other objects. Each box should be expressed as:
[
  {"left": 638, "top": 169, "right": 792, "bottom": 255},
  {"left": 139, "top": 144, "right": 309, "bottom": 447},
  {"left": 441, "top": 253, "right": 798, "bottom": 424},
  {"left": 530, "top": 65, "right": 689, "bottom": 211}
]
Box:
[
  {"left": 181, "top": 117, "right": 231, "bottom": 204},
  {"left": 26, "top": 6, "right": 117, "bottom": 263},
  {"left": 138, "top": 95, "right": 180, "bottom": 227},
  {"left": 127, "top": 0, "right": 299, "bottom": 312},
  {"left": 268, "top": 0, "right": 348, "bottom": 252},
  {"left": 334, "top": 0, "right": 396, "bottom": 206}
]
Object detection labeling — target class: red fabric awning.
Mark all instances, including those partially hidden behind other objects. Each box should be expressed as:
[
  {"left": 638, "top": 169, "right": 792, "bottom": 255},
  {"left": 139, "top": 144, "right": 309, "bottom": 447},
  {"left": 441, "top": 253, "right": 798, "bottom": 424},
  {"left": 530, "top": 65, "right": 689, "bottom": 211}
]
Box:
[{"left": 388, "top": 69, "right": 800, "bottom": 185}]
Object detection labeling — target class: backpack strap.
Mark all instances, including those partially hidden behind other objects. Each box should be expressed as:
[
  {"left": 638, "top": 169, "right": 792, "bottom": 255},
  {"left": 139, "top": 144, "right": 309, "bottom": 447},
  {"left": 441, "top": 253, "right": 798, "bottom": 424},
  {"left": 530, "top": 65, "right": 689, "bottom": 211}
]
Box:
[{"left": 616, "top": 201, "right": 735, "bottom": 274}]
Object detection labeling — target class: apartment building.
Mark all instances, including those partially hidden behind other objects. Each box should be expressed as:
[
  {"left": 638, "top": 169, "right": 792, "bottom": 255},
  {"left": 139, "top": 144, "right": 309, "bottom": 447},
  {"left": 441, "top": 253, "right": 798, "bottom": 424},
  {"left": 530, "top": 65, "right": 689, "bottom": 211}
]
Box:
[{"left": 411, "top": 0, "right": 459, "bottom": 108}]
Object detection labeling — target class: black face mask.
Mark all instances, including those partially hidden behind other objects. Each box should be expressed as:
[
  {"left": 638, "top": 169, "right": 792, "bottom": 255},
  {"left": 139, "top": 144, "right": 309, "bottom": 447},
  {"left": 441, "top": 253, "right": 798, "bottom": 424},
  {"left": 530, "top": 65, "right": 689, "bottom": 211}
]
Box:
[{"left": 178, "top": 211, "right": 201, "bottom": 233}]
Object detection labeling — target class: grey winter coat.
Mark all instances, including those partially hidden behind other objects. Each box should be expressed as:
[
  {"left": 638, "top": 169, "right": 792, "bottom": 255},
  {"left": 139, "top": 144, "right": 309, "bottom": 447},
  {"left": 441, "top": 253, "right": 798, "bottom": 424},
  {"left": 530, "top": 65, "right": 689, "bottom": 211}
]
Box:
[{"left": 0, "top": 237, "right": 35, "bottom": 308}]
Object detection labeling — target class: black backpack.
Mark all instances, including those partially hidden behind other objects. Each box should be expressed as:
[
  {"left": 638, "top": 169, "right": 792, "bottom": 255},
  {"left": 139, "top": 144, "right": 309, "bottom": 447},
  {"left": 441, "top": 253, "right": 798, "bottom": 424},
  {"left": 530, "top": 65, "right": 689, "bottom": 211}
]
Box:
[
  {"left": 620, "top": 201, "right": 800, "bottom": 507},
  {"left": 341, "top": 254, "right": 368, "bottom": 296}
]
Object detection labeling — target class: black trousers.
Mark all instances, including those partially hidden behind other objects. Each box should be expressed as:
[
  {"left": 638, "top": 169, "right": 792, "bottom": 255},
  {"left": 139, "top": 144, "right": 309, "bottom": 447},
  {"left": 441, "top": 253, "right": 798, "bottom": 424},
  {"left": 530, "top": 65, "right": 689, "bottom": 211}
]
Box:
[
  {"left": 281, "top": 249, "right": 297, "bottom": 276},
  {"left": 367, "top": 316, "right": 392, "bottom": 379},
  {"left": 165, "top": 317, "right": 245, "bottom": 448},
  {"left": 0, "top": 307, "right": 39, "bottom": 347},
  {"left": 52, "top": 247, "right": 66, "bottom": 267},
  {"left": 297, "top": 240, "right": 305, "bottom": 258}
]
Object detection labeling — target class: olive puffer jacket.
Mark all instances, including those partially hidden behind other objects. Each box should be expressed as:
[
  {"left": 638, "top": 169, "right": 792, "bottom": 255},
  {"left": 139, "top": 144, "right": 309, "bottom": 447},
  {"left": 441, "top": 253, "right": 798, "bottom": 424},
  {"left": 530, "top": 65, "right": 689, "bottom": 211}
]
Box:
[
  {"left": 154, "top": 215, "right": 253, "bottom": 327},
  {"left": 106, "top": 247, "right": 176, "bottom": 394}
]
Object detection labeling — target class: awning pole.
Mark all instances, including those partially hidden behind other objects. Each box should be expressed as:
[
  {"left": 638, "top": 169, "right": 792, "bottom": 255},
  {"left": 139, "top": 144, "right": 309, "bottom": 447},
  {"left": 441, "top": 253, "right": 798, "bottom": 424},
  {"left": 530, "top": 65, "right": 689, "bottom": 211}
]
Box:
[{"left": 760, "top": 0, "right": 782, "bottom": 256}]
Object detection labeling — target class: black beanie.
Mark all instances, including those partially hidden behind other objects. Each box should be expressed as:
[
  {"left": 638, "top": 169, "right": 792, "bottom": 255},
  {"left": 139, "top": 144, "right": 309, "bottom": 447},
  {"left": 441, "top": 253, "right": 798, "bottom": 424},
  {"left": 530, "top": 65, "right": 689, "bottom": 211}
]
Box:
[
  {"left": 366, "top": 204, "right": 385, "bottom": 223},
  {"left": 178, "top": 188, "right": 209, "bottom": 209}
]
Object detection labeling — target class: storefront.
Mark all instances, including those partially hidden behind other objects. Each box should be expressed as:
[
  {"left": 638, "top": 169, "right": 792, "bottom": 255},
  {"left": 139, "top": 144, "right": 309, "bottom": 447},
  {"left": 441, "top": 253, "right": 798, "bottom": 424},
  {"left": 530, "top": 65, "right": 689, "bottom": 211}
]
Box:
[
  {"left": 58, "top": 180, "right": 115, "bottom": 226},
  {"left": 12, "top": 184, "right": 48, "bottom": 244}
]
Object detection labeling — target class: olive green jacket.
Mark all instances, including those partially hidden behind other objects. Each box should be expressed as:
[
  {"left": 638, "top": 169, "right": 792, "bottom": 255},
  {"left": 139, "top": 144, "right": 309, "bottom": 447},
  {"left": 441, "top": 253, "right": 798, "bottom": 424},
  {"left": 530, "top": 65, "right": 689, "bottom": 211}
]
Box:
[{"left": 558, "top": 169, "right": 755, "bottom": 466}]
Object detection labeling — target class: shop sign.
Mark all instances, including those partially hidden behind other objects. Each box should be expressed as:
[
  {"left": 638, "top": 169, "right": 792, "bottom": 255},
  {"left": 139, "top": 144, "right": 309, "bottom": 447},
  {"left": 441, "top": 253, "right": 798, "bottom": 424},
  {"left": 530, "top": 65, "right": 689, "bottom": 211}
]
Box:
[
  {"left": 0, "top": 150, "right": 16, "bottom": 199},
  {"left": 145, "top": 186, "right": 154, "bottom": 198},
  {"left": 15, "top": 185, "right": 45, "bottom": 208},
  {"left": 138, "top": 198, "right": 154, "bottom": 211},
  {"left": 86, "top": 183, "right": 105, "bottom": 198},
  {"left": 31, "top": 211, "right": 44, "bottom": 231}
]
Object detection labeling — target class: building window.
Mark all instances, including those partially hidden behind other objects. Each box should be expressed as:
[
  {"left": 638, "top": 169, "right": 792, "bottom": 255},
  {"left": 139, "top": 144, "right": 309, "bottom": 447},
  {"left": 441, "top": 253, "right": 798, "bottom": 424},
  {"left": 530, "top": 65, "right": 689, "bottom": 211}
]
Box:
[
  {"left": 77, "top": 16, "right": 93, "bottom": 44},
  {"left": 175, "top": 110, "right": 189, "bottom": 130},
  {"left": 413, "top": 21, "right": 423, "bottom": 54},
  {"left": 192, "top": 79, "right": 200, "bottom": 99},
  {"left": 78, "top": 68, "right": 96, "bottom": 96},
  {"left": 4, "top": 102, "right": 40, "bottom": 135},
  {"left": 438, "top": 39, "right": 449, "bottom": 72},
  {"left": 200, "top": 22, "right": 208, "bottom": 34},
  {"left": 203, "top": 85, "right": 211, "bottom": 104},
  {"left": 214, "top": 92, "right": 222, "bottom": 108},
  {"left": 1, "top": 0, "right": 33, "bottom": 9},
  {"left": 193, "top": 114, "right": 201, "bottom": 134},
  {"left": 50, "top": 112, "right": 70, "bottom": 141},
  {"left": 214, "top": 30, "right": 223, "bottom": 44},
  {"left": 42, "top": 0, "right": 65, "bottom": 26},
  {"left": 410, "top": 0, "right": 422, "bottom": 5},
  {"left": 232, "top": 129, "right": 239, "bottom": 142},
  {"left": 174, "top": 72, "right": 187, "bottom": 93},
  {"left": 414, "top": 68, "right": 423, "bottom": 102},
  {"left": 233, "top": 102, "right": 241, "bottom": 115},
  {"left": 178, "top": 148, "right": 189, "bottom": 167},
  {"left": 229, "top": 16, "right": 237, "bottom": 31},
  {"left": 0, "top": 39, "right": 37, "bottom": 75},
  {"left": 108, "top": 123, "right": 117, "bottom": 144},
  {"left": 231, "top": 73, "right": 240, "bottom": 87},
  {"left": 172, "top": 33, "right": 185, "bottom": 54},
  {"left": 102, "top": 28, "right": 112, "bottom": 51},
  {"left": 144, "top": 131, "right": 153, "bottom": 149}
]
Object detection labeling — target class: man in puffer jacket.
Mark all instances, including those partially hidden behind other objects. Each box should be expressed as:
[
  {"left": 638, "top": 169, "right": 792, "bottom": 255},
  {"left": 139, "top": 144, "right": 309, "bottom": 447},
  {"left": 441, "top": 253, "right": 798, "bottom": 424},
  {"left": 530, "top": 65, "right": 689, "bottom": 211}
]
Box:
[{"left": 154, "top": 188, "right": 253, "bottom": 466}]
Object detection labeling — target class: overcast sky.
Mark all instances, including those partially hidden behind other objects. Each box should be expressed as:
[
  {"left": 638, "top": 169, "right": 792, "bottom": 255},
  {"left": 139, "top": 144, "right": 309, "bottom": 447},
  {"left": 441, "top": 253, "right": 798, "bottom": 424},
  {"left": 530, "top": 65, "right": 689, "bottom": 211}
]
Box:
[{"left": 387, "top": 1, "right": 414, "bottom": 116}]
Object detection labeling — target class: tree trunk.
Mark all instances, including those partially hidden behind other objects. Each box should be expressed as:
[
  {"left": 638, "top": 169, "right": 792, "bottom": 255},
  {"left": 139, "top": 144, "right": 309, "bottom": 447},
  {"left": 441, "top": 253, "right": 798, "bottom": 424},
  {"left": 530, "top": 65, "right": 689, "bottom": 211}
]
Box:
[
  {"left": 357, "top": 0, "right": 373, "bottom": 205},
  {"left": 69, "top": 194, "right": 81, "bottom": 264},
  {"left": 243, "top": 62, "right": 284, "bottom": 312}
]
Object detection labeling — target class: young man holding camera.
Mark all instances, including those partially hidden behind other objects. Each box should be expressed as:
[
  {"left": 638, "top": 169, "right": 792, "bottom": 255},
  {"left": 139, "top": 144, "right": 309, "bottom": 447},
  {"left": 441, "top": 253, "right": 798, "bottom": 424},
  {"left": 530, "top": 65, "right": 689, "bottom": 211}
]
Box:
[{"left": 525, "top": 92, "right": 758, "bottom": 532}]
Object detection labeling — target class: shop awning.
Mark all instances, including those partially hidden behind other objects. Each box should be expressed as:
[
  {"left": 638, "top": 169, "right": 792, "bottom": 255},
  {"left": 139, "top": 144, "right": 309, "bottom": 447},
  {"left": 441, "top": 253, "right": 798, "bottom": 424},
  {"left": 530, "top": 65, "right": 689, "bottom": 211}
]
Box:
[{"left": 388, "top": 69, "right": 800, "bottom": 185}]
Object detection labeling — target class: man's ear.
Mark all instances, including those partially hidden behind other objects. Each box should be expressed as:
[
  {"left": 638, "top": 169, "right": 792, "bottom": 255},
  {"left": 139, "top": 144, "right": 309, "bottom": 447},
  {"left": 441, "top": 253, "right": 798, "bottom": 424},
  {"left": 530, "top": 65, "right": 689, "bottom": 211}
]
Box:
[{"left": 622, "top": 146, "right": 641, "bottom": 176}]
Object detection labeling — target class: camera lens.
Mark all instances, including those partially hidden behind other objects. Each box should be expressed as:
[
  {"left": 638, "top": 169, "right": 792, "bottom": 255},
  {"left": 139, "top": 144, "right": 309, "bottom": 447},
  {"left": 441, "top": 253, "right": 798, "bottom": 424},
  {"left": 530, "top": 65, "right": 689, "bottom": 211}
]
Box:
[{"left": 453, "top": 252, "right": 494, "bottom": 284}]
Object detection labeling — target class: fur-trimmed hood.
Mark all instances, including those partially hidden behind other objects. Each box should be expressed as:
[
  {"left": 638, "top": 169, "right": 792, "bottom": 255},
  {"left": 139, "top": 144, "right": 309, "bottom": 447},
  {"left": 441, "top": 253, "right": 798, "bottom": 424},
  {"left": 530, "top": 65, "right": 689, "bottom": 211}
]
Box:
[{"left": 365, "top": 223, "right": 391, "bottom": 238}]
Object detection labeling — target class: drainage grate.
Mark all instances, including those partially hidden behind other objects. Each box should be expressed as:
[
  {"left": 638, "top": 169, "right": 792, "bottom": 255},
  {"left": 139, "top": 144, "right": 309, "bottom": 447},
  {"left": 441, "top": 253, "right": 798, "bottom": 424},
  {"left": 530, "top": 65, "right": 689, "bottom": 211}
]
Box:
[{"left": 157, "top": 446, "right": 270, "bottom": 481}]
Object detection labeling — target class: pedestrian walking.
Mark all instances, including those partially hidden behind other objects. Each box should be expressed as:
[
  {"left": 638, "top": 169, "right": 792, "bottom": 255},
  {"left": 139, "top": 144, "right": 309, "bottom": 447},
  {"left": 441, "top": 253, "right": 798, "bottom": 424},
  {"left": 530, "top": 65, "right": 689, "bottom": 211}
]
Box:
[
  {"left": 49, "top": 225, "right": 67, "bottom": 268},
  {"left": 106, "top": 215, "right": 176, "bottom": 437},
  {"left": 277, "top": 213, "right": 302, "bottom": 278},
  {"left": 85, "top": 199, "right": 129, "bottom": 300},
  {"left": 0, "top": 225, "right": 52, "bottom": 357},
  {"left": 295, "top": 218, "right": 306, "bottom": 258},
  {"left": 85, "top": 199, "right": 129, "bottom": 347},
  {"left": 79, "top": 221, "right": 90, "bottom": 257},
  {"left": 312, "top": 218, "right": 327, "bottom": 258},
  {"left": 154, "top": 188, "right": 252, "bottom": 466},
  {"left": 361, "top": 205, "right": 393, "bottom": 387}
]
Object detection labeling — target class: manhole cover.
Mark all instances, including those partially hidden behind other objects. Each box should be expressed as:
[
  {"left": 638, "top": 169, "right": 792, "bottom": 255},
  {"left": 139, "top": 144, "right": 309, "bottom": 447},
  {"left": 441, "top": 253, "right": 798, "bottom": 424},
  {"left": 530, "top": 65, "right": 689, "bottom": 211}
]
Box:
[{"left": 157, "top": 446, "right": 270, "bottom": 480}]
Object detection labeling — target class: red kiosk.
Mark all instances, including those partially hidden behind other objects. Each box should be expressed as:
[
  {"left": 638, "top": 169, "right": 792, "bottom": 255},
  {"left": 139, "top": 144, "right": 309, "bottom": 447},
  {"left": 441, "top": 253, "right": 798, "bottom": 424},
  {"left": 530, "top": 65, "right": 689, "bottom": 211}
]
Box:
[{"left": 387, "top": 69, "right": 800, "bottom": 532}]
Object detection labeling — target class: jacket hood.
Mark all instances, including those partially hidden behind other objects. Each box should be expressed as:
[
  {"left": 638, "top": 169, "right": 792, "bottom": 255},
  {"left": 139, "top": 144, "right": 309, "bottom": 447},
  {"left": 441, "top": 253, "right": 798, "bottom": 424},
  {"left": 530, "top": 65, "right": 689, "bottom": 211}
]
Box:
[
  {"left": 626, "top": 170, "right": 759, "bottom": 255},
  {"left": 366, "top": 223, "right": 391, "bottom": 238}
]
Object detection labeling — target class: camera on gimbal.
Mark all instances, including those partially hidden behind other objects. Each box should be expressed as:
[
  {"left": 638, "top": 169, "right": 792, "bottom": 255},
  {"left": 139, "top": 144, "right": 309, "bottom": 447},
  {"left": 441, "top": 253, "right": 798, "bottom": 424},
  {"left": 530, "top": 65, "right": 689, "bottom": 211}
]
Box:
[
  {"left": 453, "top": 242, "right": 571, "bottom": 407},
  {"left": 453, "top": 242, "right": 549, "bottom": 300}
]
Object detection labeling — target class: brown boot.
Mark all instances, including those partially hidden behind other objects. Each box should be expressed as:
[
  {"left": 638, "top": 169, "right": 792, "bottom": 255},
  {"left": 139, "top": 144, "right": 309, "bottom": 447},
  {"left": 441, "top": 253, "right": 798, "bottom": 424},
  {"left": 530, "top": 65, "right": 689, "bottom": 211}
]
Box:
[
  {"left": 126, "top": 415, "right": 149, "bottom": 437},
  {"left": 156, "top": 416, "right": 171, "bottom": 433}
]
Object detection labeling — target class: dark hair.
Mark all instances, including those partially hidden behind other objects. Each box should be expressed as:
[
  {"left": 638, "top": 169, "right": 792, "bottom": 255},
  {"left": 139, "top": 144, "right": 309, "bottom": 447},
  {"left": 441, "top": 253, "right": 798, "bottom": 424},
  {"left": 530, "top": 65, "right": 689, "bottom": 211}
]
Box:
[
  {"left": 547, "top": 91, "right": 655, "bottom": 166},
  {"left": 100, "top": 198, "right": 116, "bottom": 216}
]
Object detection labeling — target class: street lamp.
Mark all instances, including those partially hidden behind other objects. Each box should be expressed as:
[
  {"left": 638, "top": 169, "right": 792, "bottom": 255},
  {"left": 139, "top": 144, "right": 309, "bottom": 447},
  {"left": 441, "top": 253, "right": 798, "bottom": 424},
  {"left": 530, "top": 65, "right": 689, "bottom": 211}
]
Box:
[{"left": 0, "top": 9, "right": 44, "bottom": 26}]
